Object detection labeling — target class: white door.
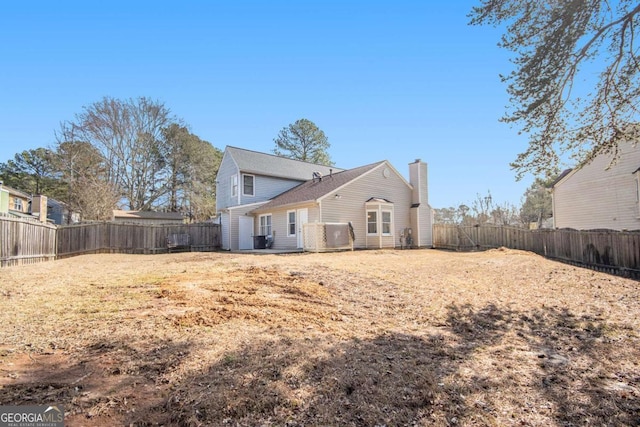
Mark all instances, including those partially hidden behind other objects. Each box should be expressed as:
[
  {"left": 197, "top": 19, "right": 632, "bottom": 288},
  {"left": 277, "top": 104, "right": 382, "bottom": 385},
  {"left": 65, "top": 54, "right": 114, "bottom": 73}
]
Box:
[
  {"left": 238, "top": 216, "right": 254, "bottom": 250},
  {"left": 297, "top": 208, "right": 308, "bottom": 248}
]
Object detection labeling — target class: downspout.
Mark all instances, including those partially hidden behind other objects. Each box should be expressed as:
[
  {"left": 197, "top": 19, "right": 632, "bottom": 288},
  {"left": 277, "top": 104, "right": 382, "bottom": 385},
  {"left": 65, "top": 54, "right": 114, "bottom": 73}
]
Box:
[
  {"left": 551, "top": 188, "right": 557, "bottom": 229},
  {"left": 237, "top": 172, "right": 241, "bottom": 206},
  {"left": 378, "top": 205, "right": 382, "bottom": 249},
  {"left": 416, "top": 165, "right": 421, "bottom": 247}
]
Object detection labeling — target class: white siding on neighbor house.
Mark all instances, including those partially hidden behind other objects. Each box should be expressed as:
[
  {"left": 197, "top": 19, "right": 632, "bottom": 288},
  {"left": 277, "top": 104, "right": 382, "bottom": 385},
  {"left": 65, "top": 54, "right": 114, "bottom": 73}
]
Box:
[
  {"left": 553, "top": 142, "right": 640, "bottom": 230},
  {"left": 320, "top": 162, "right": 413, "bottom": 249}
]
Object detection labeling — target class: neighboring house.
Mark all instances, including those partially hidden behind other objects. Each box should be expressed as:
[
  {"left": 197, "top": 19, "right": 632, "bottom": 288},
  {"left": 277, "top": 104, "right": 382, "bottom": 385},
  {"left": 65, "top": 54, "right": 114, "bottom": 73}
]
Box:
[
  {"left": 112, "top": 210, "right": 185, "bottom": 225},
  {"left": 552, "top": 141, "right": 640, "bottom": 230},
  {"left": 216, "top": 146, "right": 433, "bottom": 251},
  {"left": 0, "top": 184, "right": 8, "bottom": 215},
  {"left": 0, "top": 183, "right": 32, "bottom": 219},
  {"left": 0, "top": 184, "right": 78, "bottom": 224},
  {"left": 36, "top": 197, "right": 80, "bottom": 225}
]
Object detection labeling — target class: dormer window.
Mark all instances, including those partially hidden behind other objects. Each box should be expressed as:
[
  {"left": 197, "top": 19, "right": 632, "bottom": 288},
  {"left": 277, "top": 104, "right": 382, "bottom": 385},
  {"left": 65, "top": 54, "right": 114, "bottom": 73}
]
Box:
[{"left": 243, "top": 174, "right": 255, "bottom": 196}]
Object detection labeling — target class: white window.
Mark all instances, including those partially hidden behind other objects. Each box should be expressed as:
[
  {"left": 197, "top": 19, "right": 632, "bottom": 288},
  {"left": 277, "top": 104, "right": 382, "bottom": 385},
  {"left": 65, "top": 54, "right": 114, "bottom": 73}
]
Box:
[
  {"left": 231, "top": 175, "right": 238, "bottom": 197},
  {"left": 382, "top": 210, "right": 392, "bottom": 235},
  {"left": 365, "top": 198, "right": 394, "bottom": 237},
  {"left": 287, "top": 210, "right": 296, "bottom": 236},
  {"left": 243, "top": 174, "right": 255, "bottom": 196},
  {"left": 13, "top": 198, "right": 23, "bottom": 211},
  {"left": 367, "top": 210, "right": 377, "bottom": 235},
  {"left": 259, "top": 214, "right": 272, "bottom": 236}
]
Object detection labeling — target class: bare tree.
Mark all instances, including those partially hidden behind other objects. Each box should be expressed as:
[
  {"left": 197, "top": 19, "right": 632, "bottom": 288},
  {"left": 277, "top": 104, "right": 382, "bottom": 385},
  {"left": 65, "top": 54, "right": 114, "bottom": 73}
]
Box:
[
  {"left": 471, "top": 1, "right": 640, "bottom": 179},
  {"left": 54, "top": 140, "right": 118, "bottom": 221},
  {"left": 58, "top": 97, "right": 172, "bottom": 210}
]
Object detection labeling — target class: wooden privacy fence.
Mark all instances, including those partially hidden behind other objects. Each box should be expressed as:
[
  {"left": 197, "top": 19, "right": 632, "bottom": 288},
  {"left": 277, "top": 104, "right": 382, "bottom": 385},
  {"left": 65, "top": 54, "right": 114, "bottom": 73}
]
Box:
[
  {"left": 57, "top": 222, "right": 220, "bottom": 257},
  {"left": 433, "top": 224, "right": 640, "bottom": 279},
  {"left": 0, "top": 215, "right": 57, "bottom": 267},
  {"left": 0, "top": 216, "right": 220, "bottom": 267}
]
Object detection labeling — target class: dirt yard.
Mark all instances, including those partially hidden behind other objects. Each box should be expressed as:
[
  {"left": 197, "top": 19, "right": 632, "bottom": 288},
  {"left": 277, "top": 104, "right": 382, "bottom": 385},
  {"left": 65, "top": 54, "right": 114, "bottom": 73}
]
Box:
[{"left": 0, "top": 249, "right": 638, "bottom": 426}]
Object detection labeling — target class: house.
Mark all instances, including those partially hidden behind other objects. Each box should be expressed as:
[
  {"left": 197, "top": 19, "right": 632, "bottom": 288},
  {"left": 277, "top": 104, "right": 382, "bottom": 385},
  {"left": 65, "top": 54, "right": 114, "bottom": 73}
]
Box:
[
  {"left": 0, "top": 184, "right": 79, "bottom": 224},
  {"left": 552, "top": 141, "right": 640, "bottom": 230},
  {"left": 44, "top": 198, "right": 80, "bottom": 225},
  {"left": 112, "top": 210, "right": 185, "bottom": 225},
  {"left": 216, "top": 146, "right": 433, "bottom": 251},
  {"left": 0, "top": 183, "right": 33, "bottom": 219}
]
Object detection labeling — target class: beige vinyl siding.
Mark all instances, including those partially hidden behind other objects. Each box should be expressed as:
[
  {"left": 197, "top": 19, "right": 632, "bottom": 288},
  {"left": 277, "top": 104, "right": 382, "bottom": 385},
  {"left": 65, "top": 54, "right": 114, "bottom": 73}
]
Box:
[
  {"left": 553, "top": 142, "right": 640, "bottom": 230},
  {"left": 409, "top": 160, "right": 433, "bottom": 247},
  {"left": 320, "top": 163, "right": 412, "bottom": 249},
  {"left": 262, "top": 203, "right": 319, "bottom": 250}
]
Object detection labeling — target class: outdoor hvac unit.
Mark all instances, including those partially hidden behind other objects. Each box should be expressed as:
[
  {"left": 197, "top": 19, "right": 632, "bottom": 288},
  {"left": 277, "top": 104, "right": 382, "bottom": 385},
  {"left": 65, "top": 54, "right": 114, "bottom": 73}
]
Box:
[
  {"left": 303, "top": 222, "right": 354, "bottom": 252},
  {"left": 400, "top": 227, "right": 413, "bottom": 249}
]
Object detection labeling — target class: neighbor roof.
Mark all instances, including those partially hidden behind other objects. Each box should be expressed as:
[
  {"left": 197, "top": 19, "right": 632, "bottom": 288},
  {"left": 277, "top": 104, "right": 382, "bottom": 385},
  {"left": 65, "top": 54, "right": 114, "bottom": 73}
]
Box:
[
  {"left": 252, "top": 161, "right": 385, "bottom": 213},
  {"left": 0, "top": 184, "right": 31, "bottom": 199},
  {"left": 112, "top": 210, "right": 184, "bottom": 221},
  {"left": 550, "top": 168, "right": 573, "bottom": 188},
  {"left": 225, "top": 146, "right": 344, "bottom": 181}
]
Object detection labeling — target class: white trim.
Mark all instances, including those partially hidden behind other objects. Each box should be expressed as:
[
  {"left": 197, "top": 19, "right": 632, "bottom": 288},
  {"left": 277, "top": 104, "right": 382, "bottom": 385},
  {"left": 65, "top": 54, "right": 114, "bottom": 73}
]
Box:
[
  {"left": 365, "top": 199, "right": 395, "bottom": 248},
  {"left": 259, "top": 213, "right": 272, "bottom": 236},
  {"left": 230, "top": 175, "right": 238, "bottom": 197},
  {"left": 223, "top": 201, "right": 269, "bottom": 211},
  {"left": 287, "top": 210, "right": 296, "bottom": 237},
  {"left": 381, "top": 209, "right": 393, "bottom": 236},
  {"left": 366, "top": 209, "right": 378, "bottom": 236},
  {"left": 242, "top": 173, "right": 255, "bottom": 197}
]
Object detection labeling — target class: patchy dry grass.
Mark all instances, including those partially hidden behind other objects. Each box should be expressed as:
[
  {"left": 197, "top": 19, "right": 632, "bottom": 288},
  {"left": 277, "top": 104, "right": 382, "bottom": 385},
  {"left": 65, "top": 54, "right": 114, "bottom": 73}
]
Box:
[{"left": 0, "top": 249, "right": 639, "bottom": 426}]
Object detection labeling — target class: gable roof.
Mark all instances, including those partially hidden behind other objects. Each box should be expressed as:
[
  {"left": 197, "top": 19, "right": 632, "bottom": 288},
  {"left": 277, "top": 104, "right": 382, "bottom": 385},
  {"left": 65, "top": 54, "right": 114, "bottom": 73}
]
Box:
[
  {"left": 225, "top": 146, "right": 343, "bottom": 181},
  {"left": 0, "top": 184, "right": 31, "bottom": 199},
  {"left": 252, "top": 161, "right": 385, "bottom": 213}
]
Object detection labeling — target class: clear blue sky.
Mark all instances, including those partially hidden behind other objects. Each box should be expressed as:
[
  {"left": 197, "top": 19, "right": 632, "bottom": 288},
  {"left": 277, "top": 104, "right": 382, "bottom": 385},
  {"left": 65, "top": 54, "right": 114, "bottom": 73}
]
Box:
[{"left": 0, "top": 1, "right": 534, "bottom": 209}]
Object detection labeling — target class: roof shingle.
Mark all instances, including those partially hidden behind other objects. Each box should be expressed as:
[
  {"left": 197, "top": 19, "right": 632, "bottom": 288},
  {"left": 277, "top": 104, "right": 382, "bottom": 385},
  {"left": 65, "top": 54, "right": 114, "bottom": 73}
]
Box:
[
  {"left": 252, "top": 161, "right": 385, "bottom": 212},
  {"left": 226, "top": 146, "right": 343, "bottom": 181}
]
